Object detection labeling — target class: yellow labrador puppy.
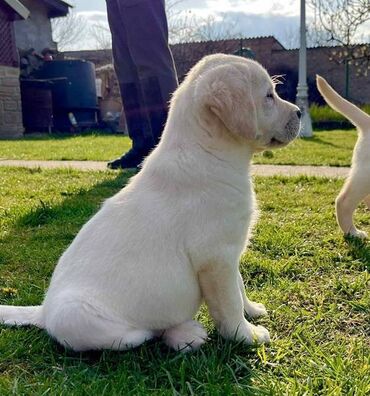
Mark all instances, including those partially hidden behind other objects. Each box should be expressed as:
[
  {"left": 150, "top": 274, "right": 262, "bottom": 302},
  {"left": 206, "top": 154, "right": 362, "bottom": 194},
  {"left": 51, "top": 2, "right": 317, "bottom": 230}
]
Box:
[
  {"left": 317, "top": 75, "right": 370, "bottom": 238},
  {"left": 0, "top": 55, "right": 300, "bottom": 352}
]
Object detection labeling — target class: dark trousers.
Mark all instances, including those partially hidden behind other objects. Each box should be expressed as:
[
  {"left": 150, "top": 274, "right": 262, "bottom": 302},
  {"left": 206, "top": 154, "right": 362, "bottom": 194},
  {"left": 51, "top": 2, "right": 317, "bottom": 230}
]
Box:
[{"left": 106, "top": 0, "right": 178, "bottom": 154}]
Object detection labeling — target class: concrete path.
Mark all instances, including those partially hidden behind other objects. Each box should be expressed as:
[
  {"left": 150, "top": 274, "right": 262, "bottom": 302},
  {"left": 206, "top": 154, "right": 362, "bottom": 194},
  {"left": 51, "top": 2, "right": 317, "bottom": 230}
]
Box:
[{"left": 0, "top": 159, "right": 350, "bottom": 178}]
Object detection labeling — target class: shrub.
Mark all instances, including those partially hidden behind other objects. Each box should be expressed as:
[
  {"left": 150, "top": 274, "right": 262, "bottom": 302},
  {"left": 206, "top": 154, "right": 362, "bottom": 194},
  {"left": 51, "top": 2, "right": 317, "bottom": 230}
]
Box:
[{"left": 310, "top": 104, "right": 370, "bottom": 123}]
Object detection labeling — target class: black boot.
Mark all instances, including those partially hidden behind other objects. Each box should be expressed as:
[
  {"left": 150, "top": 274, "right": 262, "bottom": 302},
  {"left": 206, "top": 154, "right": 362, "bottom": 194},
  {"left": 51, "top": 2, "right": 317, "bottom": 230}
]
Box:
[
  {"left": 107, "top": 82, "right": 154, "bottom": 169},
  {"left": 107, "top": 148, "right": 147, "bottom": 169}
]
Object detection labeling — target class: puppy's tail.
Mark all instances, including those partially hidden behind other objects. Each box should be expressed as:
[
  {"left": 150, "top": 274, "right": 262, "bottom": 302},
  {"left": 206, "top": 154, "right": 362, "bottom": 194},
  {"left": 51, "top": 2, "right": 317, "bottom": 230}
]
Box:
[
  {"left": 316, "top": 75, "right": 370, "bottom": 131},
  {"left": 0, "top": 305, "right": 44, "bottom": 328}
]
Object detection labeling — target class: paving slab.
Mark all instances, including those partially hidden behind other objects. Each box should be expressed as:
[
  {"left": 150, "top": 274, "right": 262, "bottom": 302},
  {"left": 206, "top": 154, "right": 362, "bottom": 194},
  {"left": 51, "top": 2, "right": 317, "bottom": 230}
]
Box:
[{"left": 0, "top": 159, "right": 350, "bottom": 178}]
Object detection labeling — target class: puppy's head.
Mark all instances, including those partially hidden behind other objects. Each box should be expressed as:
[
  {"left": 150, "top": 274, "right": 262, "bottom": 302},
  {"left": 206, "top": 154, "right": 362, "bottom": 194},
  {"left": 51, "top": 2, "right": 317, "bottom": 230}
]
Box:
[{"left": 193, "top": 55, "right": 301, "bottom": 151}]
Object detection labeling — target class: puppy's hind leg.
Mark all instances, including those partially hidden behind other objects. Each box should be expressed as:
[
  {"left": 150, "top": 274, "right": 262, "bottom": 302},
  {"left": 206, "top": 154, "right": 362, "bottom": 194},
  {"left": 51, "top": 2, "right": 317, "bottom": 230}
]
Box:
[
  {"left": 238, "top": 272, "right": 267, "bottom": 318},
  {"left": 336, "top": 177, "right": 368, "bottom": 239},
  {"left": 45, "top": 296, "right": 153, "bottom": 352},
  {"left": 162, "top": 320, "right": 208, "bottom": 352}
]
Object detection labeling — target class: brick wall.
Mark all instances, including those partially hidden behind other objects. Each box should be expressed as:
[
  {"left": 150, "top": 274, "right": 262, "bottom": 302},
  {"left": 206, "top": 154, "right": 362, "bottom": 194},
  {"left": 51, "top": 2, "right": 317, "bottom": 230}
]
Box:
[
  {"left": 62, "top": 39, "right": 370, "bottom": 105},
  {"left": 269, "top": 47, "right": 370, "bottom": 104},
  {"left": 0, "top": 65, "right": 24, "bottom": 138}
]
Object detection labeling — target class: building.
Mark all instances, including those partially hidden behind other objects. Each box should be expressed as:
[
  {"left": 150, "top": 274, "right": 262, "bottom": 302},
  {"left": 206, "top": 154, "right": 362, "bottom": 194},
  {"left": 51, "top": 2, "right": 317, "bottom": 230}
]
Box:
[
  {"left": 14, "top": 0, "right": 71, "bottom": 53},
  {"left": 63, "top": 36, "right": 370, "bottom": 106},
  {"left": 0, "top": 0, "right": 29, "bottom": 138},
  {"left": 0, "top": 0, "right": 72, "bottom": 138}
]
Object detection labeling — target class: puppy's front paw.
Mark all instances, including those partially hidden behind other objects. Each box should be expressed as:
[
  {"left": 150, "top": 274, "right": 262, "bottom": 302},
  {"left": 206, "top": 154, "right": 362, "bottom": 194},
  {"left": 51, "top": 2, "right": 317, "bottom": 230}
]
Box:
[
  {"left": 225, "top": 320, "right": 270, "bottom": 345},
  {"left": 252, "top": 324, "right": 270, "bottom": 344},
  {"left": 245, "top": 301, "right": 268, "bottom": 318},
  {"left": 347, "top": 228, "right": 368, "bottom": 239}
]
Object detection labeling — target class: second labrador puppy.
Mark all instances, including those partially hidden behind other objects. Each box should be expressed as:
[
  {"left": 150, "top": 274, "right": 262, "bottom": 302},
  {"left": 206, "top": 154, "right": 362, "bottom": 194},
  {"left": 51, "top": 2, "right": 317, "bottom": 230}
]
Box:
[
  {"left": 0, "top": 54, "right": 301, "bottom": 352},
  {"left": 317, "top": 75, "right": 370, "bottom": 238}
]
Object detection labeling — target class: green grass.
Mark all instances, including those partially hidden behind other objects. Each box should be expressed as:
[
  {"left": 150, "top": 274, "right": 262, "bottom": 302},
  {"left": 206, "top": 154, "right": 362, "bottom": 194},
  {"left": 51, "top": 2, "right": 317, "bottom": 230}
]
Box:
[
  {"left": 0, "top": 129, "right": 358, "bottom": 166},
  {"left": 254, "top": 129, "right": 357, "bottom": 167},
  {"left": 0, "top": 167, "right": 369, "bottom": 395},
  {"left": 310, "top": 104, "right": 370, "bottom": 123},
  {"left": 0, "top": 131, "right": 131, "bottom": 162}
]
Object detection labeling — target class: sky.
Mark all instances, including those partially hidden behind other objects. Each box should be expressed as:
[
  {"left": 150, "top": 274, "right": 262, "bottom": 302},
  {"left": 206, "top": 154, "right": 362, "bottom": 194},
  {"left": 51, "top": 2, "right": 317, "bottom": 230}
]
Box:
[{"left": 64, "top": 0, "right": 369, "bottom": 50}]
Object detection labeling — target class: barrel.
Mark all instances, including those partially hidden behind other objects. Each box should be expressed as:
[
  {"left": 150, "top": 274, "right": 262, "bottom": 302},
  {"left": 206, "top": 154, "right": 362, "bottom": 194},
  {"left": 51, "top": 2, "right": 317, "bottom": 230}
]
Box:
[
  {"left": 34, "top": 60, "right": 98, "bottom": 130},
  {"left": 20, "top": 79, "right": 53, "bottom": 132}
]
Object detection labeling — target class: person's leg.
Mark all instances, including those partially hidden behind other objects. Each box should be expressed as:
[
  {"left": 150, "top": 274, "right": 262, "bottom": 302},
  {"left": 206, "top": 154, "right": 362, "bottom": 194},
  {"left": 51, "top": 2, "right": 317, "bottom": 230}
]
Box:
[
  {"left": 106, "top": 0, "right": 154, "bottom": 169},
  {"left": 121, "top": 0, "right": 178, "bottom": 145}
]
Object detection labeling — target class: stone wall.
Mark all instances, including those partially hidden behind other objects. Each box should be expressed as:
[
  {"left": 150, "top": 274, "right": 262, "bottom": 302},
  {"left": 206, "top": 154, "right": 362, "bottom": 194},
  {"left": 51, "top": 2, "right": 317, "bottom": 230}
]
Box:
[{"left": 0, "top": 65, "right": 24, "bottom": 138}]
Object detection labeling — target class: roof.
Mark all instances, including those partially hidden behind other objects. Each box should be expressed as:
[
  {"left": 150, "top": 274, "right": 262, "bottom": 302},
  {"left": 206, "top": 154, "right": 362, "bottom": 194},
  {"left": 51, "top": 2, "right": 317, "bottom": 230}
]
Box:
[
  {"left": 2, "top": 0, "right": 30, "bottom": 19},
  {"left": 40, "top": 0, "right": 72, "bottom": 18},
  {"left": 174, "top": 35, "right": 285, "bottom": 48},
  {"left": 42, "top": 0, "right": 73, "bottom": 18}
]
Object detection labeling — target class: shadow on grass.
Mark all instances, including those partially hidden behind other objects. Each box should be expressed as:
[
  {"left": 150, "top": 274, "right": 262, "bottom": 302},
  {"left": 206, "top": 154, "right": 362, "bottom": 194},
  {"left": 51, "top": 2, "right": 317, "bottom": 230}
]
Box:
[
  {"left": 0, "top": 169, "right": 133, "bottom": 293},
  {"left": 301, "top": 135, "right": 346, "bottom": 149},
  {"left": 0, "top": 168, "right": 258, "bottom": 393},
  {"left": 4, "top": 329, "right": 258, "bottom": 394},
  {"left": 16, "top": 172, "right": 129, "bottom": 228}
]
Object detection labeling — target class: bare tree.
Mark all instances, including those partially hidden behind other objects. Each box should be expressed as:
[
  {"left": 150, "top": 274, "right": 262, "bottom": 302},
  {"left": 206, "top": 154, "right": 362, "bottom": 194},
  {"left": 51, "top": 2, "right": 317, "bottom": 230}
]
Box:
[
  {"left": 309, "top": 0, "right": 369, "bottom": 46},
  {"left": 89, "top": 22, "right": 112, "bottom": 50},
  {"left": 306, "top": 22, "right": 335, "bottom": 47},
  {"left": 166, "top": 0, "right": 202, "bottom": 43},
  {"left": 168, "top": 9, "right": 200, "bottom": 43},
  {"left": 192, "top": 14, "right": 241, "bottom": 41},
  {"left": 52, "top": 10, "right": 87, "bottom": 51},
  {"left": 86, "top": 0, "right": 241, "bottom": 48},
  {"left": 279, "top": 22, "right": 339, "bottom": 49},
  {"left": 167, "top": 1, "right": 241, "bottom": 43},
  {"left": 308, "top": 0, "right": 370, "bottom": 92}
]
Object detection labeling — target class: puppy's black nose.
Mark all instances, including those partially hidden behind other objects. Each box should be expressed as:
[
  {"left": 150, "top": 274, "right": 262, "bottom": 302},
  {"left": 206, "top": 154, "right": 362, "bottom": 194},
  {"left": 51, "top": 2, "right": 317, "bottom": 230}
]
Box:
[{"left": 297, "top": 109, "right": 302, "bottom": 119}]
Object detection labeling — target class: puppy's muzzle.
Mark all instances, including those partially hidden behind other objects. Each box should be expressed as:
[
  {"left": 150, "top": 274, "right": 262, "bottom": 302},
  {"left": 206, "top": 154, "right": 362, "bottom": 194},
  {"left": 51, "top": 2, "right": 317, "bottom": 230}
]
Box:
[
  {"left": 284, "top": 110, "right": 301, "bottom": 140},
  {"left": 269, "top": 111, "right": 301, "bottom": 147}
]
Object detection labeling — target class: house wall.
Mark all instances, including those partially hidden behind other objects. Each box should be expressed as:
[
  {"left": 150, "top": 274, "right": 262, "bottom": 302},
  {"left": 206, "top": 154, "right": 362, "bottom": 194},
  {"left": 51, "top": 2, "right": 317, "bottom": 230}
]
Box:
[
  {"left": 14, "top": 0, "right": 55, "bottom": 52},
  {"left": 0, "top": 65, "right": 24, "bottom": 138}
]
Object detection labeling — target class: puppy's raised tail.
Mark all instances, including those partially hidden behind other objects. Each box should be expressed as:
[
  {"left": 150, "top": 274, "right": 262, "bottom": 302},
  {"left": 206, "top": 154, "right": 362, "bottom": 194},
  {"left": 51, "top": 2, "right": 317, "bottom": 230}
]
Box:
[
  {"left": 0, "top": 305, "right": 44, "bottom": 328},
  {"left": 316, "top": 75, "right": 370, "bottom": 131}
]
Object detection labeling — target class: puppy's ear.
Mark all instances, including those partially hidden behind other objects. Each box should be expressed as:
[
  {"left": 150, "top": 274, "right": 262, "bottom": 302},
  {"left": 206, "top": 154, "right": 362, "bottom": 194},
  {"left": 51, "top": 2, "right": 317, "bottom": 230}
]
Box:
[{"left": 194, "top": 64, "right": 258, "bottom": 140}]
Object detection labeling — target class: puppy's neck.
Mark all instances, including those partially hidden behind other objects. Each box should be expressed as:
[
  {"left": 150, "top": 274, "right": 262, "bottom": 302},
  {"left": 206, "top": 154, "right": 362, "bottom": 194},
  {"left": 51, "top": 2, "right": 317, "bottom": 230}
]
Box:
[{"left": 161, "top": 96, "right": 254, "bottom": 172}]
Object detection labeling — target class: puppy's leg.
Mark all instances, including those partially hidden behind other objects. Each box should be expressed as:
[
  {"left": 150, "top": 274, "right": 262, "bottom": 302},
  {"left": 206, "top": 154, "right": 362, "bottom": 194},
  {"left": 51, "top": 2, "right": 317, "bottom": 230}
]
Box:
[
  {"left": 238, "top": 272, "right": 267, "bottom": 318},
  {"left": 162, "top": 320, "right": 208, "bottom": 352},
  {"left": 199, "top": 266, "right": 270, "bottom": 345},
  {"left": 336, "top": 177, "right": 368, "bottom": 238},
  {"left": 45, "top": 297, "right": 153, "bottom": 352}
]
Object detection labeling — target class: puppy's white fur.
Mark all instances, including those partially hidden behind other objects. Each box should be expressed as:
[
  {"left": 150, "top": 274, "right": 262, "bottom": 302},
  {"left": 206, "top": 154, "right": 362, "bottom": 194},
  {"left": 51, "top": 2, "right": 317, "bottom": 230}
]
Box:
[
  {"left": 317, "top": 75, "right": 370, "bottom": 238},
  {"left": 0, "top": 55, "right": 300, "bottom": 351}
]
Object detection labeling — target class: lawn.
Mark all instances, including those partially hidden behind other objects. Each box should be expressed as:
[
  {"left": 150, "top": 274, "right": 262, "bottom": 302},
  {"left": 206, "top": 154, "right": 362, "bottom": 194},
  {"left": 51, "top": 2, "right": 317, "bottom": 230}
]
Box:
[
  {"left": 0, "top": 167, "right": 368, "bottom": 395},
  {"left": 0, "top": 132, "right": 131, "bottom": 162},
  {"left": 0, "top": 129, "right": 358, "bottom": 167}
]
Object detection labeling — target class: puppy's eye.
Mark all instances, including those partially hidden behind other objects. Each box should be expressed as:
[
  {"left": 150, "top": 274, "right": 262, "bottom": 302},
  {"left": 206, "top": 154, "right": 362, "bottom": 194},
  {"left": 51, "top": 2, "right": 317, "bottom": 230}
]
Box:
[{"left": 266, "top": 92, "right": 274, "bottom": 100}]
